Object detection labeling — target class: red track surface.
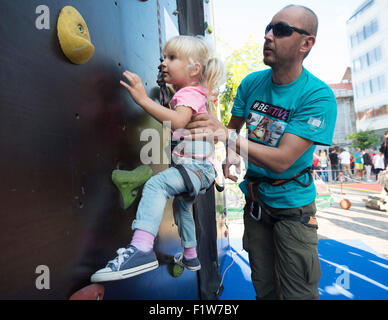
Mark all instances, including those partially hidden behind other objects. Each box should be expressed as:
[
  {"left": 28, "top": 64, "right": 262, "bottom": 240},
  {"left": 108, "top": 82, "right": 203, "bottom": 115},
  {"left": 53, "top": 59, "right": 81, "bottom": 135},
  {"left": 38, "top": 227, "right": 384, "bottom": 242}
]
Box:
[{"left": 329, "top": 182, "right": 382, "bottom": 193}]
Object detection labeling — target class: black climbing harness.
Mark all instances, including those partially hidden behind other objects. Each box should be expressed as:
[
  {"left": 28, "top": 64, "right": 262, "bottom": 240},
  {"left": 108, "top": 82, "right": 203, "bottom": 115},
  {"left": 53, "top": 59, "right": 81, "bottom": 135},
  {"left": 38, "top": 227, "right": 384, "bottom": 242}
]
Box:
[
  {"left": 169, "top": 139, "right": 223, "bottom": 202},
  {"left": 170, "top": 140, "right": 223, "bottom": 202},
  {"left": 247, "top": 166, "right": 313, "bottom": 189},
  {"left": 173, "top": 164, "right": 203, "bottom": 202},
  {"left": 245, "top": 167, "right": 317, "bottom": 228}
]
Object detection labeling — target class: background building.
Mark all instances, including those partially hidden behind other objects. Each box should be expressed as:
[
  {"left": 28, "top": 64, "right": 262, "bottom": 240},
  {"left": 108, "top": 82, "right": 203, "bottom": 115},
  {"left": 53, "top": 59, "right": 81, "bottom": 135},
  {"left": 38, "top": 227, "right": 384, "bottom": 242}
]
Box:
[
  {"left": 329, "top": 68, "right": 357, "bottom": 147},
  {"left": 346, "top": 0, "right": 388, "bottom": 136}
]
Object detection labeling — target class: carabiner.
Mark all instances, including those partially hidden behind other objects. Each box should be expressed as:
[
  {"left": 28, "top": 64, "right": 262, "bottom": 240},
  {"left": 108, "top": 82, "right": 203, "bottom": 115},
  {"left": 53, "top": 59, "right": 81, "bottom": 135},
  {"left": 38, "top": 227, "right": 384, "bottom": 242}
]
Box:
[{"left": 249, "top": 201, "right": 262, "bottom": 221}]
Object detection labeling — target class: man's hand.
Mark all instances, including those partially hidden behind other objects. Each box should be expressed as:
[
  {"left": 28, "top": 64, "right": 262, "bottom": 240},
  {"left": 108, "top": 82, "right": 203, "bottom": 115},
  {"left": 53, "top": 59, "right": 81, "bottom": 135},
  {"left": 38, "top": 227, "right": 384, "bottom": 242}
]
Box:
[
  {"left": 223, "top": 148, "right": 240, "bottom": 182},
  {"left": 187, "top": 113, "right": 242, "bottom": 181},
  {"left": 120, "top": 71, "right": 149, "bottom": 106},
  {"left": 186, "top": 113, "right": 228, "bottom": 143}
]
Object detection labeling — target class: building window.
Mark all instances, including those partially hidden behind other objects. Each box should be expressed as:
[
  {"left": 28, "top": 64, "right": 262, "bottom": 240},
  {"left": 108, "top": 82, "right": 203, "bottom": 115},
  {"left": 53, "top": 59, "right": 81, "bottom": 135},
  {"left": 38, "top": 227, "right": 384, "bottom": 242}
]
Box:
[
  {"left": 352, "top": 46, "right": 382, "bottom": 73},
  {"left": 375, "top": 46, "right": 382, "bottom": 62},
  {"left": 361, "top": 55, "right": 368, "bottom": 69},
  {"left": 355, "top": 84, "right": 360, "bottom": 98},
  {"left": 367, "top": 46, "right": 382, "bottom": 66},
  {"left": 350, "top": 35, "right": 356, "bottom": 48},
  {"left": 356, "top": 74, "right": 386, "bottom": 98},
  {"left": 370, "top": 77, "right": 378, "bottom": 93},
  {"left": 349, "top": 19, "right": 379, "bottom": 48},
  {"left": 363, "top": 81, "right": 371, "bottom": 96}
]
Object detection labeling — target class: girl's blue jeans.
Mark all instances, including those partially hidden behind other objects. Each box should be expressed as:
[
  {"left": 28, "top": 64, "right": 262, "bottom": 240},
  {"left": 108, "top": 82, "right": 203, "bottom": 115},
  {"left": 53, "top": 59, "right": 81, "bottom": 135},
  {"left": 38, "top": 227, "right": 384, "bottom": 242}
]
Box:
[{"left": 132, "top": 159, "right": 216, "bottom": 248}]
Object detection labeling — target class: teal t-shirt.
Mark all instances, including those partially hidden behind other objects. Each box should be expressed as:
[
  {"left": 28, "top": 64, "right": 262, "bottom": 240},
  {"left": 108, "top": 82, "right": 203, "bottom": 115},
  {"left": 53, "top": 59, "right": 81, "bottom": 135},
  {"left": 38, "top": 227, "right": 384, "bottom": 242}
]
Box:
[
  {"left": 232, "top": 68, "right": 337, "bottom": 208},
  {"left": 354, "top": 152, "right": 362, "bottom": 164}
]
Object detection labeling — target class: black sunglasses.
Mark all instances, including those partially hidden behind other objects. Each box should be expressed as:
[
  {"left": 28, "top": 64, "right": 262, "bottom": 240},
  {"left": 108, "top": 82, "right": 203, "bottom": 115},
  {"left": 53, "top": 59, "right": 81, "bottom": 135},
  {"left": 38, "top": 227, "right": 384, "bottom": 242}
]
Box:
[{"left": 265, "top": 22, "right": 310, "bottom": 37}]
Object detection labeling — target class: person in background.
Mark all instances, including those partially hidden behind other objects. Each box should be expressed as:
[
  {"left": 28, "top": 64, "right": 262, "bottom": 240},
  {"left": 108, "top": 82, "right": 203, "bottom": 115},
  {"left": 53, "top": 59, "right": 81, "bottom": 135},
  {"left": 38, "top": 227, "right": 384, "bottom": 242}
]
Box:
[
  {"left": 328, "top": 148, "right": 339, "bottom": 182},
  {"left": 313, "top": 151, "right": 320, "bottom": 178},
  {"left": 338, "top": 148, "right": 351, "bottom": 181},
  {"left": 319, "top": 150, "right": 328, "bottom": 182},
  {"left": 370, "top": 149, "right": 376, "bottom": 177},
  {"left": 380, "top": 131, "right": 388, "bottom": 168},
  {"left": 373, "top": 151, "right": 385, "bottom": 181},
  {"left": 350, "top": 152, "right": 355, "bottom": 176},
  {"left": 362, "top": 149, "right": 373, "bottom": 182},
  {"left": 354, "top": 148, "right": 363, "bottom": 179}
]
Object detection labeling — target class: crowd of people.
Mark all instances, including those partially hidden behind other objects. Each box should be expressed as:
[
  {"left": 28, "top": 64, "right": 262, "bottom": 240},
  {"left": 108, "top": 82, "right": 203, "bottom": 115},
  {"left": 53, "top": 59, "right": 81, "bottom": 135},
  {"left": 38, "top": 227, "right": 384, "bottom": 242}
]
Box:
[{"left": 312, "top": 140, "right": 387, "bottom": 183}]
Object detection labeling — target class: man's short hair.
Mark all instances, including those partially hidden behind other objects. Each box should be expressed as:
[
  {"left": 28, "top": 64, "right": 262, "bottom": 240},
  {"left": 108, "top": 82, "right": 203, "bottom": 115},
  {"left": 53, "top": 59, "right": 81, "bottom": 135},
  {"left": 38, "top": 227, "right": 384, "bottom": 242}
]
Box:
[
  {"left": 284, "top": 4, "right": 318, "bottom": 36},
  {"left": 283, "top": 5, "right": 318, "bottom": 59}
]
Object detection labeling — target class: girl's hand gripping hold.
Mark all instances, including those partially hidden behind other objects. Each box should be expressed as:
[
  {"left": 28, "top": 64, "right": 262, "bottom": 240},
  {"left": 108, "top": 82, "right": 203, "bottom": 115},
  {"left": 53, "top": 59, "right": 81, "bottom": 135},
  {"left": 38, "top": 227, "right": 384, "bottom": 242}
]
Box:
[{"left": 120, "top": 71, "right": 149, "bottom": 106}]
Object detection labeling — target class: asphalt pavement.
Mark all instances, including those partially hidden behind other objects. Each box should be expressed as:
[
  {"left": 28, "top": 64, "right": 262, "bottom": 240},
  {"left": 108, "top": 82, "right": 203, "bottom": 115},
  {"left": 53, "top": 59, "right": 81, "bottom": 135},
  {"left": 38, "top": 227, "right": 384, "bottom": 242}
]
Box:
[{"left": 317, "top": 183, "right": 388, "bottom": 259}]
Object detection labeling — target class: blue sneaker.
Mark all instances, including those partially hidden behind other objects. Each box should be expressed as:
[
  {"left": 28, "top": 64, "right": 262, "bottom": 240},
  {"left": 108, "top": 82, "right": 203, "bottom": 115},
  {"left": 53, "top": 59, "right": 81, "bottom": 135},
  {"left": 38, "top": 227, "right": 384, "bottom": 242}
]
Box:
[
  {"left": 174, "top": 252, "right": 201, "bottom": 271},
  {"left": 90, "top": 245, "right": 158, "bottom": 282}
]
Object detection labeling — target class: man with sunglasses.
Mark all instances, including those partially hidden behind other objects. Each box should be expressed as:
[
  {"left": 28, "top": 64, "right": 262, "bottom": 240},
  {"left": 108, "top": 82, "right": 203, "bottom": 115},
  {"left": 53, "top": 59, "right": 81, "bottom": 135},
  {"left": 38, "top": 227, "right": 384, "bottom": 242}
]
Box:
[{"left": 187, "top": 5, "right": 337, "bottom": 299}]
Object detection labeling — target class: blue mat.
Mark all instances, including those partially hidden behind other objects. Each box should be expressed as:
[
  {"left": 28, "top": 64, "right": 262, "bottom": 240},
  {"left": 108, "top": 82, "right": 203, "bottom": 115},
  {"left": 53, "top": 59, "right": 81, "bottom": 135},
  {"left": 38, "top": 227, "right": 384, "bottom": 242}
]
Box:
[
  {"left": 220, "top": 238, "right": 388, "bottom": 300},
  {"left": 318, "top": 239, "right": 388, "bottom": 300}
]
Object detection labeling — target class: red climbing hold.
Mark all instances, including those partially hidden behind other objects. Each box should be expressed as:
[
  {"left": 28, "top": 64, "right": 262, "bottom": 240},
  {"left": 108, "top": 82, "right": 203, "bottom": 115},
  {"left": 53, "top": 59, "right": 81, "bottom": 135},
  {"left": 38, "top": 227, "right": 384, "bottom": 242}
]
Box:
[{"left": 69, "top": 284, "right": 105, "bottom": 300}]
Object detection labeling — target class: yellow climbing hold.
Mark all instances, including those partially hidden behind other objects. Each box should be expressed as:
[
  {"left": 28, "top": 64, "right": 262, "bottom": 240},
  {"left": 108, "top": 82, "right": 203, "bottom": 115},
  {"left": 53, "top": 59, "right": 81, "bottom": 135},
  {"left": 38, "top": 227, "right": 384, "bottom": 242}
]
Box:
[{"left": 57, "top": 6, "right": 95, "bottom": 64}]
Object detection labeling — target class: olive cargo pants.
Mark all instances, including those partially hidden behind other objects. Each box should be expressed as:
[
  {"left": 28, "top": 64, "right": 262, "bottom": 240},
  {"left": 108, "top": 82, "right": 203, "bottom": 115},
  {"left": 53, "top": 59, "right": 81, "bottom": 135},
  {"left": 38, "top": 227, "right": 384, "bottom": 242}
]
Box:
[{"left": 243, "top": 199, "right": 321, "bottom": 300}]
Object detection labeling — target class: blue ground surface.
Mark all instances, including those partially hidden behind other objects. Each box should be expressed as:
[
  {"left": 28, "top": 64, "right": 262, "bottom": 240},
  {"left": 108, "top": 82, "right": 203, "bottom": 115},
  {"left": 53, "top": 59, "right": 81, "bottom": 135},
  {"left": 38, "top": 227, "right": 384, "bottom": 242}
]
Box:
[{"left": 220, "top": 238, "right": 388, "bottom": 300}]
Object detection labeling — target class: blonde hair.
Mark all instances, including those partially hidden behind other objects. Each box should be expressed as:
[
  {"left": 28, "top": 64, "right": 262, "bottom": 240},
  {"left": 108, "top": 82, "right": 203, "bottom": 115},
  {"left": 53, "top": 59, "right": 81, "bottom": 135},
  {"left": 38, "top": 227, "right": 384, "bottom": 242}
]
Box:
[{"left": 163, "top": 35, "right": 225, "bottom": 100}]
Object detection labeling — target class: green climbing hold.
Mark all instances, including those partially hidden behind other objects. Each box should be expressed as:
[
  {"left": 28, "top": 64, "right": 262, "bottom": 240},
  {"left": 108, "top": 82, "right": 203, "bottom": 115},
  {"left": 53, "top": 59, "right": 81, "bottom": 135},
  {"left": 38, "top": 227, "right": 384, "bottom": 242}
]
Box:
[
  {"left": 172, "top": 264, "right": 184, "bottom": 278},
  {"left": 112, "top": 165, "right": 153, "bottom": 209}
]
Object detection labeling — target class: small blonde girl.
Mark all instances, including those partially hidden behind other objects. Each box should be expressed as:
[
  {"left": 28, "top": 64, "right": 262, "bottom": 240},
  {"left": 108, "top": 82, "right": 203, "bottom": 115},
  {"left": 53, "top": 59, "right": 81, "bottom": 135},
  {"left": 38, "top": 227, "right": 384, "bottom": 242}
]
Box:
[{"left": 91, "top": 35, "right": 225, "bottom": 282}]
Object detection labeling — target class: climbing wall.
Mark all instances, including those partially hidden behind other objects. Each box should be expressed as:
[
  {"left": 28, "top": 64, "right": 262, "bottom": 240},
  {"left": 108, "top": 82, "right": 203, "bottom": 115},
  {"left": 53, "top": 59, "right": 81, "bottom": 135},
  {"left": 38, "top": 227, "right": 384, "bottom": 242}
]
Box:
[{"left": 0, "top": 0, "right": 226, "bottom": 299}]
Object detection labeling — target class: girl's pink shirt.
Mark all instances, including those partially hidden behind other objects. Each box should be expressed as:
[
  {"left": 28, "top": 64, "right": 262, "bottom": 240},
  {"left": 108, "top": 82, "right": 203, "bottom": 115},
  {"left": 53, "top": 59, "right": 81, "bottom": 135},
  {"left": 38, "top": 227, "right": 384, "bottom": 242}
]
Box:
[
  {"left": 170, "top": 86, "right": 214, "bottom": 165},
  {"left": 170, "top": 86, "right": 208, "bottom": 140},
  {"left": 170, "top": 86, "right": 208, "bottom": 114}
]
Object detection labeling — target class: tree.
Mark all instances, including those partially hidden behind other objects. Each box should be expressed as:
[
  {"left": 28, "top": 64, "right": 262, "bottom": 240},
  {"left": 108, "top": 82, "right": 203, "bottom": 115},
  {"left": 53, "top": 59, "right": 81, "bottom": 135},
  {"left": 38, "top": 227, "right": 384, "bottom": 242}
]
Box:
[
  {"left": 219, "top": 37, "right": 265, "bottom": 125},
  {"left": 345, "top": 130, "right": 380, "bottom": 150}
]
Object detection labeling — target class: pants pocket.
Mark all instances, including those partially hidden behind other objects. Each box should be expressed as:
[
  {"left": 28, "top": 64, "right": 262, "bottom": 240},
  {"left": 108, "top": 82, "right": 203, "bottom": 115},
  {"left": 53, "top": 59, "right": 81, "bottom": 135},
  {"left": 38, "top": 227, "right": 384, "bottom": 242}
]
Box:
[
  {"left": 306, "top": 250, "right": 321, "bottom": 284},
  {"left": 274, "top": 220, "right": 321, "bottom": 298}
]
